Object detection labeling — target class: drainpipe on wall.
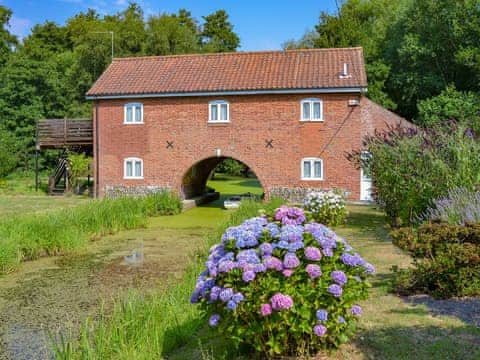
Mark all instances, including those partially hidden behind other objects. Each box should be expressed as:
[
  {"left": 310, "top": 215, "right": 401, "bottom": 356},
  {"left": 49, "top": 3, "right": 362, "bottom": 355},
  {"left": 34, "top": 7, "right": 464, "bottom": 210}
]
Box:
[{"left": 95, "top": 102, "right": 99, "bottom": 198}]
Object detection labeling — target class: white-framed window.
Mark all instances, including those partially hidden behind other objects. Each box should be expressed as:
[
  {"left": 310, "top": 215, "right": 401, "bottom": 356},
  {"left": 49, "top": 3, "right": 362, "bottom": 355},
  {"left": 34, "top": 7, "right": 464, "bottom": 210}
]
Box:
[
  {"left": 124, "top": 103, "right": 143, "bottom": 124},
  {"left": 209, "top": 100, "right": 229, "bottom": 123},
  {"left": 301, "top": 98, "right": 323, "bottom": 121},
  {"left": 124, "top": 157, "right": 143, "bottom": 179},
  {"left": 301, "top": 158, "right": 324, "bottom": 180}
]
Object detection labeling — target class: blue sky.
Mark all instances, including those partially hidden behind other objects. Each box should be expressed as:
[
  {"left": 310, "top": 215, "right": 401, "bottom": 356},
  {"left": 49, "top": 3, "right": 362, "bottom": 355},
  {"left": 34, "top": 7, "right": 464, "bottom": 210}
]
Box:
[{"left": 0, "top": 0, "right": 338, "bottom": 50}]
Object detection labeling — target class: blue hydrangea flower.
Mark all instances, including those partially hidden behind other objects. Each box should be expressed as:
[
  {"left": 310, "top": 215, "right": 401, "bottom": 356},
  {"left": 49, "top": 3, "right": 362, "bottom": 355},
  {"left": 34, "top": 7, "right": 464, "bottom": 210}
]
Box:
[
  {"left": 279, "top": 224, "right": 304, "bottom": 243},
  {"left": 232, "top": 292, "right": 245, "bottom": 303},
  {"left": 209, "top": 314, "right": 220, "bottom": 327},
  {"left": 316, "top": 309, "right": 328, "bottom": 322},
  {"left": 226, "top": 300, "right": 238, "bottom": 311}
]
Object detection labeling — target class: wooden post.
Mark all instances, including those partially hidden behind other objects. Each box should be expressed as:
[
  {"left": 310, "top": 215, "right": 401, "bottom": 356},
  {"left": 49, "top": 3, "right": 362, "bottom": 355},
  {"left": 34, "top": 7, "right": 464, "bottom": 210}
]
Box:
[{"left": 35, "top": 120, "right": 39, "bottom": 192}]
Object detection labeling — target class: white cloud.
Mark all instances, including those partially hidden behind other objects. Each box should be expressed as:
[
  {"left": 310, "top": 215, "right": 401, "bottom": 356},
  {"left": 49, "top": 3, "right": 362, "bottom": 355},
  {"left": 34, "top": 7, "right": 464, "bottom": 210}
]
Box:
[{"left": 9, "top": 16, "right": 32, "bottom": 39}]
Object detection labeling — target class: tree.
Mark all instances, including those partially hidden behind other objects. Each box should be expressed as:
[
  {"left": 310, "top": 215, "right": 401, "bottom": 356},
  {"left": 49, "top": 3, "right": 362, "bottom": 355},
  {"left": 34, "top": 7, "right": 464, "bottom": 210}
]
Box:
[
  {"left": 417, "top": 86, "right": 480, "bottom": 130},
  {"left": 0, "top": 5, "right": 17, "bottom": 65},
  {"left": 385, "top": 0, "right": 480, "bottom": 119},
  {"left": 200, "top": 10, "right": 240, "bottom": 52},
  {"left": 144, "top": 11, "right": 198, "bottom": 55},
  {"left": 21, "top": 21, "right": 71, "bottom": 60}
]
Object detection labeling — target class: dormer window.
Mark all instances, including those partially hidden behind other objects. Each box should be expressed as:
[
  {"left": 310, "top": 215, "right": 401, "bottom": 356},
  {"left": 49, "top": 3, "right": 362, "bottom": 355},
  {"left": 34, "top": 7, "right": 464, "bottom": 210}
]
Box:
[
  {"left": 124, "top": 103, "right": 143, "bottom": 124},
  {"left": 209, "top": 100, "right": 229, "bottom": 123},
  {"left": 301, "top": 99, "right": 323, "bottom": 121}
]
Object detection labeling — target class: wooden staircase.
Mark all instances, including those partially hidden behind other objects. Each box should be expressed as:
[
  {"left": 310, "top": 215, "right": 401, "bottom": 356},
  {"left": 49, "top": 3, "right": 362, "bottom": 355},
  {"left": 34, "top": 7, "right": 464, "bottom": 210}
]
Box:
[{"left": 48, "top": 157, "right": 69, "bottom": 195}]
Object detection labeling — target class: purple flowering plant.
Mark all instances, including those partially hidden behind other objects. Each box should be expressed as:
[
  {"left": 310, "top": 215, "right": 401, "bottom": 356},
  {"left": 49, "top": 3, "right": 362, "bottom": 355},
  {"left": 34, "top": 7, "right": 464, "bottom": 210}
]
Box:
[{"left": 191, "top": 205, "right": 373, "bottom": 357}]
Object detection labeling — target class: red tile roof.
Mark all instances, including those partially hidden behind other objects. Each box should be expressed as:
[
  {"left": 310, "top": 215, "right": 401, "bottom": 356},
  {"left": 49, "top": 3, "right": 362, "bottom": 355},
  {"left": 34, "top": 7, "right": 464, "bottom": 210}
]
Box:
[{"left": 86, "top": 48, "right": 367, "bottom": 98}]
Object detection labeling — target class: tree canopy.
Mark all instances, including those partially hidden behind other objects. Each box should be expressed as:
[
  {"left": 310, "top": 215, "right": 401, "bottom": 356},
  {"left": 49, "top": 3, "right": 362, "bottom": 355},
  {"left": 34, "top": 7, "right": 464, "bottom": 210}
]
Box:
[{"left": 0, "top": 3, "right": 240, "bottom": 174}]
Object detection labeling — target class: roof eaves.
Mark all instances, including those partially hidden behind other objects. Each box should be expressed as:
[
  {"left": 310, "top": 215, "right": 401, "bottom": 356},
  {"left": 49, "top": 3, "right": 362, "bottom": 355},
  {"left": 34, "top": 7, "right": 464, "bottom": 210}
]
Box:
[{"left": 86, "top": 86, "right": 368, "bottom": 100}]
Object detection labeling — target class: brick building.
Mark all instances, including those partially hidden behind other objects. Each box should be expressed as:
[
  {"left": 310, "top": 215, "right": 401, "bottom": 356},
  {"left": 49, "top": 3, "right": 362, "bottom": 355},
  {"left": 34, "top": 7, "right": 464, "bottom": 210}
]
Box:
[{"left": 86, "top": 48, "right": 407, "bottom": 201}]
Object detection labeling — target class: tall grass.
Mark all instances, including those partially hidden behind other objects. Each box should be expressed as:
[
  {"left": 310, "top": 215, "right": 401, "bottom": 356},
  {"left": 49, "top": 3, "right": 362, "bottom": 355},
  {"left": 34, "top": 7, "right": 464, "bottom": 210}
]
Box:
[
  {"left": 54, "top": 198, "right": 284, "bottom": 360},
  {"left": 0, "top": 191, "right": 182, "bottom": 274}
]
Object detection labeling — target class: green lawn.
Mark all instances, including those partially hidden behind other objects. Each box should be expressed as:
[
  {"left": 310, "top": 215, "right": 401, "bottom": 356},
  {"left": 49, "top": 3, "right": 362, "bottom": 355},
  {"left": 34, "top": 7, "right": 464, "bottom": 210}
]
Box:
[{"left": 208, "top": 174, "right": 263, "bottom": 197}]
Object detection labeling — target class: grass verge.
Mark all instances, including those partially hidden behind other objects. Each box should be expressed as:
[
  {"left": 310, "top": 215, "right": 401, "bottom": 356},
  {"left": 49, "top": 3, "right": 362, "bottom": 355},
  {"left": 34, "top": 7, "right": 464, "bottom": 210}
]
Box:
[
  {"left": 0, "top": 191, "right": 182, "bottom": 274},
  {"left": 54, "top": 198, "right": 283, "bottom": 360}
]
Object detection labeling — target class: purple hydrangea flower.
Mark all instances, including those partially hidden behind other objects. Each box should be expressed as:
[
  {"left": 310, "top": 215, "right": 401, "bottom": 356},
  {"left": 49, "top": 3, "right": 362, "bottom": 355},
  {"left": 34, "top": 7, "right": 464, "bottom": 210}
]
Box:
[
  {"left": 331, "top": 270, "right": 348, "bottom": 285},
  {"left": 237, "top": 249, "right": 261, "bottom": 265},
  {"left": 270, "top": 293, "right": 294, "bottom": 311},
  {"left": 351, "top": 305, "right": 362, "bottom": 316},
  {"left": 323, "top": 247, "right": 334, "bottom": 257},
  {"left": 316, "top": 309, "right": 328, "bottom": 322},
  {"left": 209, "top": 286, "right": 222, "bottom": 301},
  {"left": 242, "top": 270, "right": 256, "bottom": 282},
  {"left": 190, "top": 291, "right": 200, "bottom": 304},
  {"left": 313, "top": 324, "right": 327, "bottom": 337},
  {"left": 232, "top": 292, "right": 245, "bottom": 303},
  {"left": 328, "top": 284, "right": 343, "bottom": 297},
  {"left": 288, "top": 240, "right": 305, "bottom": 252},
  {"left": 209, "top": 314, "right": 220, "bottom": 327},
  {"left": 283, "top": 253, "right": 300, "bottom": 269},
  {"left": 253, "top": 263, "right": 267, "bottom": 273},
  {"left": 304, "top": 246, "right": 322, "bottom": 261},
  {"left": 282, "top": 269, "right": 293, "bottom": 277},
  {"left": 219, "top": 288, "right": 234, "bottom": 302},
  {"left": 259, "top": 242, "right": 274, "bottom": 256},
  {"left": 261, "top": 303, "right": 272, "bottom": 316},
  {"left": 263, "top": 256, "right": 283, "bottom": 271},
  {"left": 226, "top": 300, "right": 238, "bottom": 311},
  {"left": 218, "top": 260, "right": 236, "bottom": 273},
  {"left": 274, "top": 206, "right": 306, "bottom": 225},
  {"left": 306, "top": 264, "right": 322, "bottom": 279},
  {"left": 338, "top": 316, "right": 345, "bottom": 324},
  {"left": 364, "top": 263, "right": 376, "bottom": 274}
]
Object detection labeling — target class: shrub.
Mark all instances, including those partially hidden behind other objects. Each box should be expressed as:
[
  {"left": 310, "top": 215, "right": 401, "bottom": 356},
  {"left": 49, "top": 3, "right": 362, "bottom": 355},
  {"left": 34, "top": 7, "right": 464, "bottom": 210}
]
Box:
[
  {"left": 348, "top": 121, "right": 480, "bottom": 226},
  {"left": 419, "top": 187, "right": 480, "bottom": 225},
  {"left": 68, "top": 153, "right": 92, "bottom": 191},
  {"left": 390, "top": 223, "right": 480, "bottom": 298},
  {"left": 303, "top": 190, "right": 347, "bottom": 226},
  {"left": 191, "top": 206, "right": 374, "bottom": 357}
]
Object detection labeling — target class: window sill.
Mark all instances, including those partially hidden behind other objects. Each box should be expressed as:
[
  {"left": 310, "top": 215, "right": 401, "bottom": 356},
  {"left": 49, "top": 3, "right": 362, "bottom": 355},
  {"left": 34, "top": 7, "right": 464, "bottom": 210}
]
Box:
[
  {"left": 208, "top": 121, "right": 230, "bottom": 126},
  {"left": 301, "top": 178, "right": 324, "bottom": 181},
  {"left": 123, "top": 122, "right": 144, "bottom": 125},
  {"left": 123, "top": 177, "right": 144, "bottom": 180},
  {"left": 299, "top": 119, "right": 324, "bottom": 123}
]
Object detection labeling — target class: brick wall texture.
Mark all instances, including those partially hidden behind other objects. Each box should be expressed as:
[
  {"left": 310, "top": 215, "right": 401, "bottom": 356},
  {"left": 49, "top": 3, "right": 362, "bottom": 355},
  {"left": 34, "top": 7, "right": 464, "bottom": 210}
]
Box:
[{"left": 93, "top": 94, "right": 406, "bottom": 200}]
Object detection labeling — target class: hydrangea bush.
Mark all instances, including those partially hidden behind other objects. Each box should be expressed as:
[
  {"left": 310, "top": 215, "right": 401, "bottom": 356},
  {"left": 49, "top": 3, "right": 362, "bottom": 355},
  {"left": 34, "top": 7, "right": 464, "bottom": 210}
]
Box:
[
  {"left": 303, "top": 190, "right": 348, "bottom": 226},
  {"left": 191, "top": 205, "right": 374, "bottom": 357}
]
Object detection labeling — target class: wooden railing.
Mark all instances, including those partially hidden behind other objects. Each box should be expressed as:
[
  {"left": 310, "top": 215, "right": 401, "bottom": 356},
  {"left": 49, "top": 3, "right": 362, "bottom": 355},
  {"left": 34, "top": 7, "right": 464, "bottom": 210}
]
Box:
[{"left": 36, "top": 118, "right": 93, "bottom": 149}]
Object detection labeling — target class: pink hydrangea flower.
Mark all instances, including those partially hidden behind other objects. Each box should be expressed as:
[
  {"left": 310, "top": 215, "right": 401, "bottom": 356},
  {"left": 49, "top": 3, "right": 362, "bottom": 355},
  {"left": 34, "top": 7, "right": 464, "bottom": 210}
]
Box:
[
  {"left": 270, "top": 293, "right": 294, "bottom": 311},
  {"left": 260, "top": 303, "right": 272, "bottom": 316}
]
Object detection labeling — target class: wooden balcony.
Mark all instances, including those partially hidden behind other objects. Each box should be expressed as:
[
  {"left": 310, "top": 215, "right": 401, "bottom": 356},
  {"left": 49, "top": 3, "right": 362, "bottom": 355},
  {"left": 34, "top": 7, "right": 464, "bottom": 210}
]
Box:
[{"left": 36, "top": 119, "right": 93, "bottom": 149}]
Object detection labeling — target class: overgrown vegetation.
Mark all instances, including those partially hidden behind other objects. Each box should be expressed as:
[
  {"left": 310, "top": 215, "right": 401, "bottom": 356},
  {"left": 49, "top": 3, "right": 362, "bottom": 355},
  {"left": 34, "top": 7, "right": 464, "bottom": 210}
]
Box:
[
  {"left": 55, "top": 198, "right": 284, "bottom": 359},
  {"left": 390, "top": 223, "right": 480, "bottom": 298},
  {"left": 349, "top": 122, "right": 480, "bottom": 226},
  {"left": 0, "top": 191, "right": 181, "bottom": 274}
]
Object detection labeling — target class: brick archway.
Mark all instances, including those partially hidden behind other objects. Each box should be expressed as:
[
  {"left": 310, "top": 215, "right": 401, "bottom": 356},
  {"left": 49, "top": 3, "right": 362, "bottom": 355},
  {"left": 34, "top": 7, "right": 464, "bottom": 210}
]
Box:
[{"left": 178, "top": 155, "right": 266, "bottom": 199}]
